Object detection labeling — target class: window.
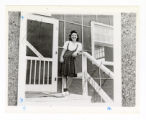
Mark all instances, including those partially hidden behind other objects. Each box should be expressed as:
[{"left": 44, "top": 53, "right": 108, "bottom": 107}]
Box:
[
  {"left": 94, "top": 45, "right": 105, "bottom": 60},
  {"left": 91, "top": 21, "right": 113, "bottom": 62}
]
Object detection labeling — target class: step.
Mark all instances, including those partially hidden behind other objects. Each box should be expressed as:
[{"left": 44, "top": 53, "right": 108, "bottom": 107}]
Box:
[{"left": 25, "top": 93, "right": 91, "bottom": 106}]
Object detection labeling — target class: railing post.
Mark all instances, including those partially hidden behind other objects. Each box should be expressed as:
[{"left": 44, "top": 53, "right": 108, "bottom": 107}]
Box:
[{"left": 82, "top": 54, "right": 88, "bottom": 96}]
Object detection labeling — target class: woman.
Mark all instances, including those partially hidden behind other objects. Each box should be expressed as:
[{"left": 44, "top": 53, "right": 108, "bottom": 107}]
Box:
[{"left": 60, "top": 30, "right": 82, "bottom": 96}]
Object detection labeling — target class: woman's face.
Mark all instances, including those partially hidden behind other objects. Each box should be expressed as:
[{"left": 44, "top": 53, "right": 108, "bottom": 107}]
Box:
[{"left": 71, "top": 33, "right": 78, "bottom": 42}]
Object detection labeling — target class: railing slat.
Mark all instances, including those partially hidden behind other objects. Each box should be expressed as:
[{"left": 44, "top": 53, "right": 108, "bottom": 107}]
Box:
[
  {"left": 47, "top": 61, "right": 50, "bottom": 84},
  {"left": 29, "top": 60, "right": 32, "bottom": 84},
  {"left": 38, "top": 60, "right": 41, "bottom": 84},
  {"left": 43, "top": 61, "right": 45, "bottom": 84},
  {"left": 34, "top": 60, "right": 36, "bottom": 85}
]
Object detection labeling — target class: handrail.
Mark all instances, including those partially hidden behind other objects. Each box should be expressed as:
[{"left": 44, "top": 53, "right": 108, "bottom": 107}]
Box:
[
  {"left": 82, "top": 52, "right": 114, "bottom": 79},
  {"left": 87, "top": 73, "right": 113, "bottom": 103},
  {"left": 81, "top": 51, "right": 114, "bottom": 103}
]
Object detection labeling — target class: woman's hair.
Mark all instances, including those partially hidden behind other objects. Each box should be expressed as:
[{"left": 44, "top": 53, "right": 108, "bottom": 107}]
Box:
[{"left": 69, "top": 30, "right": 79, "bottom": 41}]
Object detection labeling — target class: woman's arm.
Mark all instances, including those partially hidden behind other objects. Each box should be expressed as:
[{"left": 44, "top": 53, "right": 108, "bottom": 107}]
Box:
[
  {"left": 60, "top": 41, "right": 69, "bottom": 62},
  {"left": 60, "top": 48, "right": 67, "bottom": 63},
  {"left": 72, "top": 43, "right": 82, "bottom": 57}
]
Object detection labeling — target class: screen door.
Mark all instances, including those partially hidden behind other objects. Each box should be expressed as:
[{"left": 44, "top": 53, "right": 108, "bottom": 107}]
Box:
[{"left": 19, "top": 14, "right": 58, "bottom": 93}]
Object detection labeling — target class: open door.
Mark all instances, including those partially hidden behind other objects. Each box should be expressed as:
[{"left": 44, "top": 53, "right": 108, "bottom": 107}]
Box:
[
  {"left": 91, "top": 21, "right": 113, "bottom": 63},
  {"left": 18, "top": 13, "right": 59, "bottom": 102}
]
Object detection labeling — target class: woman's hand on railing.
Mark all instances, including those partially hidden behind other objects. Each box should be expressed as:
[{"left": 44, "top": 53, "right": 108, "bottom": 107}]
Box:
[
  {"left": 77, "top": 51, "right": 82, "bottom": 55},
  {"left": 72, "top": 51, "right": 82, "bottom": 57},
  {"left": 72, "top": 51, "right": 78, "bottom": 57}
]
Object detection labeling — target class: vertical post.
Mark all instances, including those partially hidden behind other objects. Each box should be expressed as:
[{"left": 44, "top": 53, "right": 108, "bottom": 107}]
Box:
[
  {"left": 29, "top": 60, "right": 32, "bottom": 84},
  {"left": 82, "top": 54, "right": 88, "bottom": 96},
  {"left": 38, "top": 60, "right": 41, "bottom": 84},
  {"left": 47, "top": 61, "right": 50, "bottom": 84},
  {"left": 43, "top": 61, "right": 45, "bottom": 84},
  {"left": 34, "top": 60, "right": 36, "bottom": 84}
]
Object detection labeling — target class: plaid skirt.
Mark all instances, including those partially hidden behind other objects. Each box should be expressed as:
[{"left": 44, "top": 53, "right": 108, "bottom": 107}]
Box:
[{"left": 60, "top": 56, "right": 77, "bottom": 77}]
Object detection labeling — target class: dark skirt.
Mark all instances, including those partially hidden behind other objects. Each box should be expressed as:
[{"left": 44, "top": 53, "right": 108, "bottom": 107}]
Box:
[{"left": 60, "top": 56, "right": 77, "bottom": 77}]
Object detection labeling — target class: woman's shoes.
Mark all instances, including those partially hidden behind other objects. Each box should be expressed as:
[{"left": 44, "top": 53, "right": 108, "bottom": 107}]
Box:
[
  {"left": 62, "top": 88, "right": 70, "bottom": 97},
  {"left": 62, "top": 91, "right": 69, "bottom": 96}
]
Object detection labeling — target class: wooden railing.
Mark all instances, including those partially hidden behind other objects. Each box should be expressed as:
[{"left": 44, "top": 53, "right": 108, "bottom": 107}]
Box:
[
  {"left": 82, "top": 52, "right": 114, "bottom": 103},
  {"left": 25, "top": 56, "right": 53, "bottom": 86}
]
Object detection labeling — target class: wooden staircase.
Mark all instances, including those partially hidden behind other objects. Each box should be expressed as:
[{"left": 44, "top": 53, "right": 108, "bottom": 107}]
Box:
[
  {"left": 25, "top": 52, "right": 114, "bottom": 105},
  {"left": 25, "top": 73, "right": 91, "bottom": 105}
]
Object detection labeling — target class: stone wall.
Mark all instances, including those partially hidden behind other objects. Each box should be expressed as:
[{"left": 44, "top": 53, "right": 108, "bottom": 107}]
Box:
[
  {"left": 121, "top": 13, "right": 136, "bottom": 106},
  {"left": 8, "top": 12, "right": 20, "bottom": 105}
]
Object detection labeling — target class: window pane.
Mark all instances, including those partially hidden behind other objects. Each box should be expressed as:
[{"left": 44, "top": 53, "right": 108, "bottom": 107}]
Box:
[{"left": 27, "top": 20, "right": 53, "bottom": 58}]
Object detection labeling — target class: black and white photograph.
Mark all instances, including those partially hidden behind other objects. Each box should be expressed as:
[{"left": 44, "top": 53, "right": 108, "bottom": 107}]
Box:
[{"left": 7, "top": 6, "right": 137, "bottom": 112}]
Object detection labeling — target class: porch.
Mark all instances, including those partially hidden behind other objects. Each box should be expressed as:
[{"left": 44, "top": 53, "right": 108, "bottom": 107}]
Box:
[
  {"left": 24, "top": 52, "right": 114, "bottom": 105},
  {"left": 17, "top": 13, "right": 118, "bottom": 106}
]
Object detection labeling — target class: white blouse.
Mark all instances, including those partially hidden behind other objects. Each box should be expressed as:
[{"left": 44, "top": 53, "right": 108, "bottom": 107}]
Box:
[{"left": 63, "top": 41, "right": 82, "bottom": 52}]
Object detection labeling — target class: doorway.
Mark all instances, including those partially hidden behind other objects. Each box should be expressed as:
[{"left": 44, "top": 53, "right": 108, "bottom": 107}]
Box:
[{"left": 18, "top": 13, "right": 59, "bottom": 103}]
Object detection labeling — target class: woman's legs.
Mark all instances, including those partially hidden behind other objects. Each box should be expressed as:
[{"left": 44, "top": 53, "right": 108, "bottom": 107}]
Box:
[
  {"left": 67, "top": 77, "right": 73, "bottom": 89},
  {"left": 62, "top": 76, "right": 70, "bottom": 96},
  {"left": 62, "top": 76, "right": 73, "bottom": 91},
  {"left": 62, "top": 76, "right": 67, "bottom": 92}
]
